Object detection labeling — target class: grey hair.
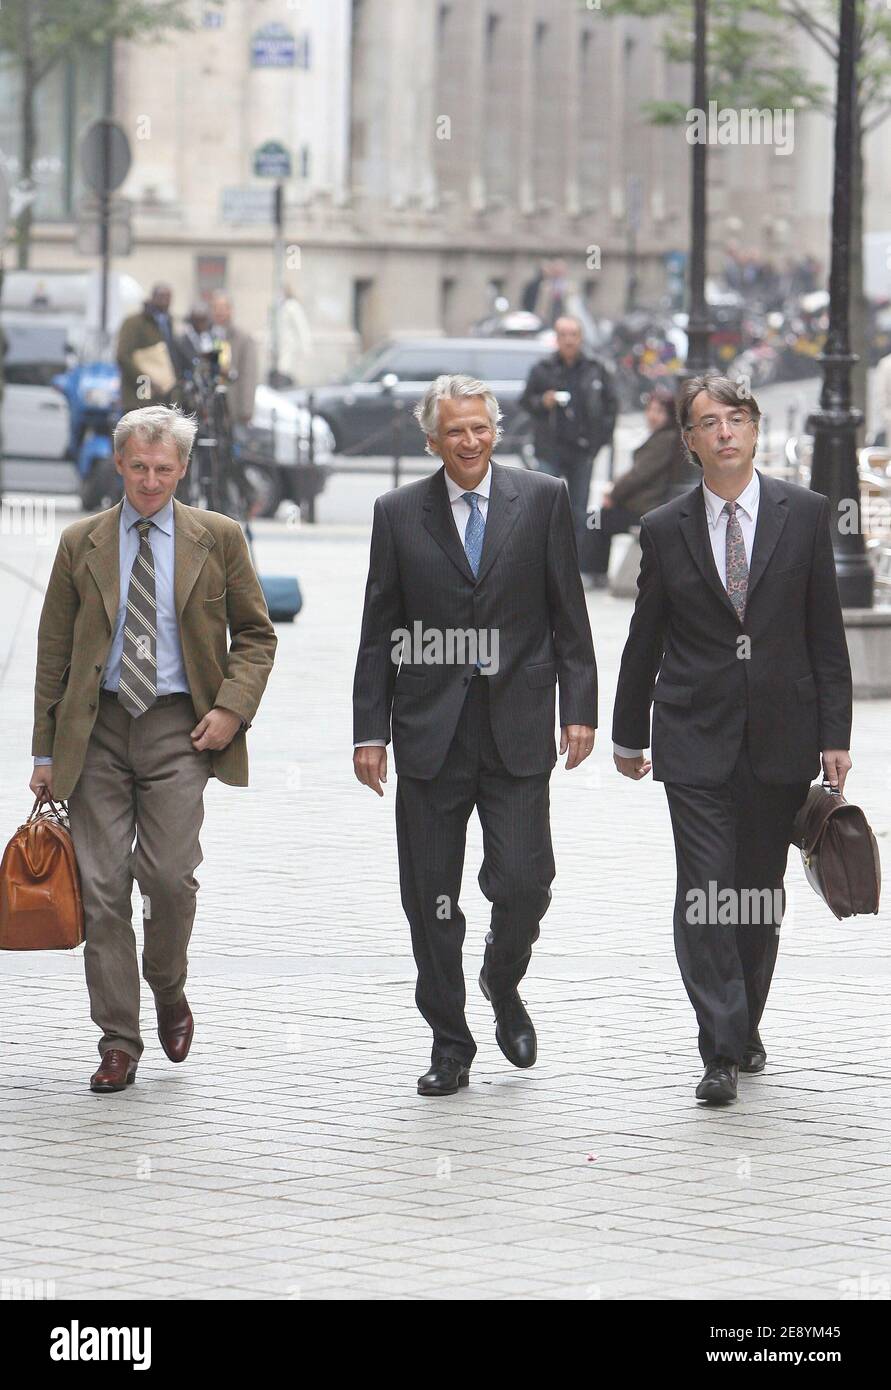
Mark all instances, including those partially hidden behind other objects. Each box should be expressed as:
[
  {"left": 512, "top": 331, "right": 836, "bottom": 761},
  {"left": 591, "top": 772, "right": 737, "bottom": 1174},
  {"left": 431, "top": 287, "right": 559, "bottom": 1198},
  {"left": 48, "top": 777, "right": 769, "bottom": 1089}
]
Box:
[
  {"left": 113, "top": 404, "right": 198, "bottom": 466},
  {"left": 414, "top": 374, "right": 504, "bottom": 456}
]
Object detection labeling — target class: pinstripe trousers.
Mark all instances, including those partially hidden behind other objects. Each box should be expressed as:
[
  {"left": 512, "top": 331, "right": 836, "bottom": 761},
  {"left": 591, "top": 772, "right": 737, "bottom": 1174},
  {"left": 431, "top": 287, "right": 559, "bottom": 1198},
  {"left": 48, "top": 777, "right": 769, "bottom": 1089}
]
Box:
[{"left": 395, "top": 676, "right": 555, "bottom": 1066}]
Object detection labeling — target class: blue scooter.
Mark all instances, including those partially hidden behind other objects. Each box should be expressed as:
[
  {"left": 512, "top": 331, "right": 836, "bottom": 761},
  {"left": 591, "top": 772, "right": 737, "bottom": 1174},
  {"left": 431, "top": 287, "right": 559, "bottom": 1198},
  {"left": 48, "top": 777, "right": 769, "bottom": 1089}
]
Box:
[{"left": 52, "top": 361, "right": 122, "bottom": 511}]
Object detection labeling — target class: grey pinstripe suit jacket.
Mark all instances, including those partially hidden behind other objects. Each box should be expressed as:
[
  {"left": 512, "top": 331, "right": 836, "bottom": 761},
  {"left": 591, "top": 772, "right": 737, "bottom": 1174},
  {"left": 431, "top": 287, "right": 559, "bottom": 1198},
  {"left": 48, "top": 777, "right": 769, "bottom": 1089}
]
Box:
[{"left": 353, "top": 461, "right": 598, "bottom": 780}]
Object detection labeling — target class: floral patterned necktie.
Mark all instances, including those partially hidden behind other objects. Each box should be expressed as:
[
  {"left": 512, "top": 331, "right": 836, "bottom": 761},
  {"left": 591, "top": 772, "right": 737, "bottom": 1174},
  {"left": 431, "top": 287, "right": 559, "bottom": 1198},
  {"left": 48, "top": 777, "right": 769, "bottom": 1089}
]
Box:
[{"left": 723, "top": 501, "right": 748, "bottom": 623}]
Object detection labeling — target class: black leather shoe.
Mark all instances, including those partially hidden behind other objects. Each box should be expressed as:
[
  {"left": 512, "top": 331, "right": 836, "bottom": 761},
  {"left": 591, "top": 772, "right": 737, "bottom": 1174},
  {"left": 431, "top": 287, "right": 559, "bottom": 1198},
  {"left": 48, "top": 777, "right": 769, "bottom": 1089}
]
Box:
[
  {"left": 479, "top": 974, "right": 537, "bottom": 1069},
  {"left": 740, "top": 1032, "right": 767, "bottom": 1073},
  {"left": 695, "top": 1057, "right": 739, "bottom": 1104},
  {"left": 417, "top": 1059, "right": 470, "bottom": 1096}
]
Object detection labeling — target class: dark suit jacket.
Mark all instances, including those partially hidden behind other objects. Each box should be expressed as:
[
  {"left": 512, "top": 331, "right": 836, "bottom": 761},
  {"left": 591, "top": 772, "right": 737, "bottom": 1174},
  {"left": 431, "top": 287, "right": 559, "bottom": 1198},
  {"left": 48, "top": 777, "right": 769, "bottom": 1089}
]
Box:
[
  {"left": 611, "top": 471, "right": 852, "bottom": 786},
  {"left": 353, "top": 462, "right": 597, "bottom": 780}
]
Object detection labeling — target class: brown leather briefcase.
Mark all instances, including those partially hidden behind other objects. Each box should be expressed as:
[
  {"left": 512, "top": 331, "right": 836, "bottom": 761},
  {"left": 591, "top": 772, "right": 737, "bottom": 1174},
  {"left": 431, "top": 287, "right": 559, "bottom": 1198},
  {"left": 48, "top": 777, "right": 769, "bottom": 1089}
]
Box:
[
  {"left": 0, "top": 796, "right": 84, "bottom": 950},
  {"left": 792, "top": 782, "right": 881, "bottom": 921}
]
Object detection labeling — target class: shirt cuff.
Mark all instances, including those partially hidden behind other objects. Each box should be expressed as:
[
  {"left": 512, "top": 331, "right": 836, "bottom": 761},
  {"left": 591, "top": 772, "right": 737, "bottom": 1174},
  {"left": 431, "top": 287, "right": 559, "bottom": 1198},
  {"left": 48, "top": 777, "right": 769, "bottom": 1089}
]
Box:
[
  {"left": 613, "top": 743, "right": 645, "bottom": 758},
  {"left": 33, "top": 757, "right": 53, "bottom": 766},
  {"left": 354, "top": 740, "right": 386, "bottom": 748}
]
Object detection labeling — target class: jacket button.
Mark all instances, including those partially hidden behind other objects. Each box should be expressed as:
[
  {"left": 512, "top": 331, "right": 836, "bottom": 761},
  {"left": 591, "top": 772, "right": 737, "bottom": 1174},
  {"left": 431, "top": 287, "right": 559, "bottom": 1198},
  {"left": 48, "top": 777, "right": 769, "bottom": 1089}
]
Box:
[
  {"left": 89, "top": 701, "right": 96, "bottom": 710},
  {"left": 94, "top": 664, "right": 101, "bottom": 672},
  {"left": 463, "top": 677, "right": 470, "bottom": 686}
]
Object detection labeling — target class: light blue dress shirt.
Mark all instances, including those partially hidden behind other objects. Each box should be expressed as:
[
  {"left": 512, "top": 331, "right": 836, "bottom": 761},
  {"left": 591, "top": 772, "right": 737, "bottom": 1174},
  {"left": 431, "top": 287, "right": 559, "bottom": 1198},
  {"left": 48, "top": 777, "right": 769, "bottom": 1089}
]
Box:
[{"left": 103, "top": 497, "right": 190, "bottom": 697}]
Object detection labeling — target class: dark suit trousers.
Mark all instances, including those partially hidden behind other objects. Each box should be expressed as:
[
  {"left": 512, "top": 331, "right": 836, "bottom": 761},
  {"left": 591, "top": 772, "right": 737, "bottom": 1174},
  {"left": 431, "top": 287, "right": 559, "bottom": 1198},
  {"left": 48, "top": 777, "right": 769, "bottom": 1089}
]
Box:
[
  {"left": 664, "top": 737, "right": 809, "bottom": 1065},
  {"left": 584, "top": 503, "right": 640, "bottom": 575},
  {"left": 395, "top": 677, "right": 555, "bottom": 1066},
  {"left": 537, "top": 446, "right": 595, "bottom": 568}
]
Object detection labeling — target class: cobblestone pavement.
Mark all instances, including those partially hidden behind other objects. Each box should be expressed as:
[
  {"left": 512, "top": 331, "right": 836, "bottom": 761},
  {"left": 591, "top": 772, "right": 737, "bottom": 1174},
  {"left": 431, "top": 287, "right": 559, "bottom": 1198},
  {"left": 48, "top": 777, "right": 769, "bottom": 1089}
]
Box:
[{"left": 1, "top": 490, "right": 890, "bottom": 1302}]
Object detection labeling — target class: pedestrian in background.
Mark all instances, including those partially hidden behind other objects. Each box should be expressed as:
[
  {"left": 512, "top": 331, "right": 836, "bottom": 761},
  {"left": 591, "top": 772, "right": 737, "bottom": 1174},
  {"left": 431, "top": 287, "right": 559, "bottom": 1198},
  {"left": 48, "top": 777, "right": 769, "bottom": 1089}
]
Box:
[
  {"left": 519, "top": 315, "right": 618, "bottom": 584},
  {"left": 116, "top": 283, "right": 180, "bottom": 413},
  {"left": 210, "top": 291, "right": 259, "bottom": 430},
  {"left": 584, "top": 384, "right": 695, "bottom": 584}
]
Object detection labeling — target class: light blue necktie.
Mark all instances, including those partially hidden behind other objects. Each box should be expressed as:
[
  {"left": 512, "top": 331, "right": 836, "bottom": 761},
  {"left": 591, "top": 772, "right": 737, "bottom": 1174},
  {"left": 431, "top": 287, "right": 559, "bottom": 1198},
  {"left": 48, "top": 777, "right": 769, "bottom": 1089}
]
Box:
[{"left": 463, "top": 491, "right": 485, "bottom": 577}]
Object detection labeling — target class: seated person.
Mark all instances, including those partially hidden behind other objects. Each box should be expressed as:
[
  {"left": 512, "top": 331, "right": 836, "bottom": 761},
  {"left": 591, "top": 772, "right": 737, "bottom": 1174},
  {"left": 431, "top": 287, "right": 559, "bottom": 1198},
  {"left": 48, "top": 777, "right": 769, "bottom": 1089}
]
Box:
[{"left": 584, "top": 383, "right": 695, "bottom": 585}]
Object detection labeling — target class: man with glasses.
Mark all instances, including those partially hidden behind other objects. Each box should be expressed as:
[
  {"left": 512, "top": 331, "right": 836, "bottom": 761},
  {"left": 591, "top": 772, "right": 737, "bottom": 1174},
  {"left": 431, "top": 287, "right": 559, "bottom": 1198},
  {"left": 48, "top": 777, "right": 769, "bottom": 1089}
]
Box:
[{"left": 611, "top": 373, "right": 852, "bottom": 1104}]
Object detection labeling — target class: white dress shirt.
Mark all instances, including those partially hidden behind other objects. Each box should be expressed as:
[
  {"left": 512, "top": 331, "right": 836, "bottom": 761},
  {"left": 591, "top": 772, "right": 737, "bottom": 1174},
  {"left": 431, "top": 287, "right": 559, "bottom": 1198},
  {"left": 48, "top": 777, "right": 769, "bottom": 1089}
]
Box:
[
  {"left": 443, "top": 463, "right": 492, "bottom": 545},
  {"left": 613, "top": 471, "right": 760, "bottom": 758},
  {"left": 355, "top": 466, "right": 493, "bottom": 750},
  {"left": 701, "top": 470, "right": 760, "bottom": 586}
]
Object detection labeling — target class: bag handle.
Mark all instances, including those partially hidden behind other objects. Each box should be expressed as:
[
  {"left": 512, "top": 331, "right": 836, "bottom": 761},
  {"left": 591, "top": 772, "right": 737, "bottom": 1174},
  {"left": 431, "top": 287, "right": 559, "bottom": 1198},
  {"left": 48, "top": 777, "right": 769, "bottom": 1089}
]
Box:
[
  {"left": 822, "top": 777, "right": 843, "bottom": 797},
  {"left": 27, "top": 793, "right": 70, "bottom": 825}
]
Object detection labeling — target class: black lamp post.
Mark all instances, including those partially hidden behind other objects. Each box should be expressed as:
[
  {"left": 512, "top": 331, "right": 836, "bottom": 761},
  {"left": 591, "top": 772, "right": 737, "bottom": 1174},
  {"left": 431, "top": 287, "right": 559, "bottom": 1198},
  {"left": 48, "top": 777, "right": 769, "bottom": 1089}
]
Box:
[
  {"left": 806, "top": 0, "right": 873, "bottom": 608},
  {"left": 683, "top": 0, "right": 713, "bottom": 376}
]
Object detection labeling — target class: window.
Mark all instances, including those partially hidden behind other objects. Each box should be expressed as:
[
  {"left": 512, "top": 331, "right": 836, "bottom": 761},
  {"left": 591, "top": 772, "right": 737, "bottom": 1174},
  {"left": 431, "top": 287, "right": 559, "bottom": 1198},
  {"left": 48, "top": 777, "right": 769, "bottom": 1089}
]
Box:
[
  {"left": 195, "top": 255, "right": 227, "bottom": 304},
  {"left": 485, "top": 13, "right": 499, "bottom": 65},
  {"left": 2, "top": 324, "right": 70, "bottom": 385},
  {"left": 352, "top": 279, "right": 374, "bottom": 347},
  {"left": 472, "top": 348, "right": 550, "bottom": 381},
  {"left": 381, "top": 349, "right": 457, "bottom": 381}
]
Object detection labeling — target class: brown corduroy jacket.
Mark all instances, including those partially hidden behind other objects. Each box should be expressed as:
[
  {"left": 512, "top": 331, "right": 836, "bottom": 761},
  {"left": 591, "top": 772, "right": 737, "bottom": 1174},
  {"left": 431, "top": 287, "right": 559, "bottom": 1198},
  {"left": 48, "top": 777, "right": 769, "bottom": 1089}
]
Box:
[{"left": 32, "top": 499, "right": 277, "bottom": 799}]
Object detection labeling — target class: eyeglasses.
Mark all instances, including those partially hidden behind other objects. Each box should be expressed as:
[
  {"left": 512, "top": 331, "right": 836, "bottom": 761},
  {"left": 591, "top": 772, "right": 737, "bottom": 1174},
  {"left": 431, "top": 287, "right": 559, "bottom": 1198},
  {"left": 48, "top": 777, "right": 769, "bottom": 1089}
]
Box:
[{"left": 686, "top": 411, "right": 755, "bottom": 435}]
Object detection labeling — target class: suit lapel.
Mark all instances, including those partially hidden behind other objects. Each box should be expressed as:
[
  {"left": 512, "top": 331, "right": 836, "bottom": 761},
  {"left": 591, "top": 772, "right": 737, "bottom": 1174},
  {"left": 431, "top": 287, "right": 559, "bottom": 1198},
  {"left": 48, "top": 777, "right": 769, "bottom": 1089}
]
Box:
[
  {"left": 475, "top": 462, "right": 519, "bottom": 585},
  {"left": 678, "top": 485, "right": 741, "bottom": 622},
  {"left": 173, "top": 499, "right": 214, "bottom": 616},
  {"left": 85, "top": 501, "right": 124, "bottom": 630},
  {"left": 746, "top": 470, "right": 789, "bottom": 599},
  {"left": 421, "top": 462, "right": 521, "bottom": 586},
  {"left": 422, "top": 467, "right": 477, "bottom": 583}
]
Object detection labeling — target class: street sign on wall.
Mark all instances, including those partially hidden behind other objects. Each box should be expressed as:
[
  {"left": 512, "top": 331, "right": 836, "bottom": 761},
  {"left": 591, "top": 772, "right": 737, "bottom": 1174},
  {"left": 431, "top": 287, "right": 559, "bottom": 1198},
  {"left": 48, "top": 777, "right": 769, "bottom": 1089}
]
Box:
[
  {"left": 221, "top": 187, "right": 276, "bottom": 223},
  {"left": 253, "top": 141, "right": 292, "bottom": 179},
  {"left": 251, "top": 23, "right": 296, "bottom": 67}
]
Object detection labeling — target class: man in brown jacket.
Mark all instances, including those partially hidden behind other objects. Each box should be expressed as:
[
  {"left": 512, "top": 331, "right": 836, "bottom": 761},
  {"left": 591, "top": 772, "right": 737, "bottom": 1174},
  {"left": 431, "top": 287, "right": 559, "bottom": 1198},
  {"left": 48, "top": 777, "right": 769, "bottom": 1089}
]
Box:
[
  {"left": 116, "top": 284, "right": 180, "bottom": 414},
  {"left": 30, "top": 405, "right": 277, "bottom": 1093}
]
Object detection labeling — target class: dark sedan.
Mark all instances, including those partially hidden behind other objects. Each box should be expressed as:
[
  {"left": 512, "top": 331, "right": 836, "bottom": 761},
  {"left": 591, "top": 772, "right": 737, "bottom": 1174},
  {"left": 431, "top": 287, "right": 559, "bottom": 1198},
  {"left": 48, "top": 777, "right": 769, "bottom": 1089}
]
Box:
[{"left": 286, "top": 336, "right": 553, "bottom": 457}]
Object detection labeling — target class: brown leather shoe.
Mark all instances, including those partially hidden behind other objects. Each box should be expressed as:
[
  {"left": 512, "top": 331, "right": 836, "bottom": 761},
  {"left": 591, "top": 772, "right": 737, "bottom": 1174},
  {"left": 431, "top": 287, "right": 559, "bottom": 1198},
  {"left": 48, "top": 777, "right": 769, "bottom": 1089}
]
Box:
[
  {"left": 157, "top": 995, "right": 194, "bottom": 1063},
  {"left": 90, "top": 1049, "right": 138, "bottom": 1093}
]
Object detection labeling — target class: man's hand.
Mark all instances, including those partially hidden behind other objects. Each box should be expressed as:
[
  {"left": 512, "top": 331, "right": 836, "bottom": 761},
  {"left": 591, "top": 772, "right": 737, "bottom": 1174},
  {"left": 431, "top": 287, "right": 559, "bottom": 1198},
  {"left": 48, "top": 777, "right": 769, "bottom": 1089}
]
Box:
[
  {"left": 600, "top": 488, "right": 614, "bottom": 510},
  {"left": 190, "top": 707, "right": 243, "bottom": 752},
  {"left": 542, "top": 389, "right": 558, "bottom": 410},
  {"left": 29, "top": 765, "right": 54, "bottom": 801},
  {"left": 822, "top": 749, "right": 852, "bottom": 795},
  {"left": 560, "top": 725, "right": 595, "bottom": 770},
  {"left": 354, "top": 745, "right": 388, "bottom": 796},
  {"left": 613, "top": 752, "right": 652, "bottom": 780}
]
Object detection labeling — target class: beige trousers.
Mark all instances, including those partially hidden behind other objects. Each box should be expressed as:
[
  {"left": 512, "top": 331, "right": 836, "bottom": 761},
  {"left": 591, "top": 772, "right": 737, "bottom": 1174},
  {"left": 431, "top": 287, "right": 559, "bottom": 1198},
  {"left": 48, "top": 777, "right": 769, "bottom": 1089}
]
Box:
[{"left": 68, "top": 690, "right": 211, "bottom": 1059}]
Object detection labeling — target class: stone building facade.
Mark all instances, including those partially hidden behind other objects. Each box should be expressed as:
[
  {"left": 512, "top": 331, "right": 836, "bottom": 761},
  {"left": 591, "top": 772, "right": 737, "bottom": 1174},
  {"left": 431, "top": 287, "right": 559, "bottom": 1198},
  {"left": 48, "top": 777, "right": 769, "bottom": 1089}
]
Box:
[{"left": 8, "top": 0, "right": 881, "bottom": 382}]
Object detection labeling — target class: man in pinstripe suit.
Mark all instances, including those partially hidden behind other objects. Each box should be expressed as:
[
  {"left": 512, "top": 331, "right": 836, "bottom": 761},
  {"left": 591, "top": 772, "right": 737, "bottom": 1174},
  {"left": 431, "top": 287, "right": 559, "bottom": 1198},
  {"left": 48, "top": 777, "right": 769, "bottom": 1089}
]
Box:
[{"left": 353, "top": 374, "right": 597, "bottom": 1096}]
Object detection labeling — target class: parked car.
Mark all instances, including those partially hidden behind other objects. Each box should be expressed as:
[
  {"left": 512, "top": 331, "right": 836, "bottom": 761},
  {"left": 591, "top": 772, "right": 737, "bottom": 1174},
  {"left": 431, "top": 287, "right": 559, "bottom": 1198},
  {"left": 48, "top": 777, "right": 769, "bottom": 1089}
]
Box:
[
  {"left": 1, "top": 317, "right": 71, "bottom": 461},
  {"left": 241, "top": 385, "right": 336, "bottom": 518},
  {"left": 286, "top": 337, "right": 554, "bottom": 457}
]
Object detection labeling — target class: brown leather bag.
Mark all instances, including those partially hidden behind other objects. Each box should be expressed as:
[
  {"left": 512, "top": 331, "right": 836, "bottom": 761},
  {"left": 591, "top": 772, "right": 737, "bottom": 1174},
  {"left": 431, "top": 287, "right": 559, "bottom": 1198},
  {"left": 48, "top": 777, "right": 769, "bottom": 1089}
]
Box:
[
  {"left": 0, "top": 796, "right": 84, "bottom": 950},
  {"left": 792, "top": 782, "right": 881, "bottom": 921}
]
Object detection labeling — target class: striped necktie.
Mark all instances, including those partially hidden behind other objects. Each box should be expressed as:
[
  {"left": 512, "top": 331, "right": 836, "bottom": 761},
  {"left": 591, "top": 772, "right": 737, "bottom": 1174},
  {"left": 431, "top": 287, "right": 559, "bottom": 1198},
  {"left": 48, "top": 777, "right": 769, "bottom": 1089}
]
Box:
[
  {"left": 723, "top": 501, "right": 749, "bottom": 623},
  {"left": 118, "top": 517, "right": 158, "bottom": 717}
]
